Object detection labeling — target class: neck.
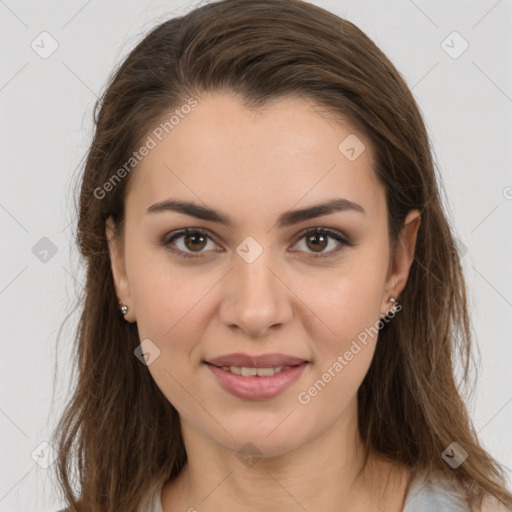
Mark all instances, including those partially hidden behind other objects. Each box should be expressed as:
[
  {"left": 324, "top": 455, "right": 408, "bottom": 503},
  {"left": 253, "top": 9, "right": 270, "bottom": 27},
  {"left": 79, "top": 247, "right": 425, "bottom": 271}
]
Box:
[{"left": 161, "top": 399, "right": 410, "bottom": 511}]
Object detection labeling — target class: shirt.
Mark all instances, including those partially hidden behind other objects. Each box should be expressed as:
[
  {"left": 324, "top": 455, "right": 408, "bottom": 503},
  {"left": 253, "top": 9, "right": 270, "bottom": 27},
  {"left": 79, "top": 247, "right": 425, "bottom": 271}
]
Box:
[{"left": 402, "top": 472, "right": 471, "bottom": 511}]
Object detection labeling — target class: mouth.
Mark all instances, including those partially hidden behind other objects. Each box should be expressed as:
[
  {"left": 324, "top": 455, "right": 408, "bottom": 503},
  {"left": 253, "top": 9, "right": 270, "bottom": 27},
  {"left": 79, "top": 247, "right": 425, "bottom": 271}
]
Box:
[
  {"left": 205, "top": 362, "right": 300, "bottom": 377},
  {"left": 204, "top": 361, "right": 309, "bottom": 400}
]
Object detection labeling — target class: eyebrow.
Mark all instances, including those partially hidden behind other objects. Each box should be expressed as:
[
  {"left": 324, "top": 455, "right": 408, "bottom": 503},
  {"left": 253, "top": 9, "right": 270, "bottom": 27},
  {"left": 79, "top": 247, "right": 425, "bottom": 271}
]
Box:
[{"left": 145, "top": 198, "right": 365, "bottom": 228}]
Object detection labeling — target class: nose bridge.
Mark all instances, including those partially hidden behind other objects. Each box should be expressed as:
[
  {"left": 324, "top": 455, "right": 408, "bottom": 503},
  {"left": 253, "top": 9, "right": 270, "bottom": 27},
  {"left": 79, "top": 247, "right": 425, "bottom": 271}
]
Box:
[
  {"left": 236, "top": 245, "right": 277, "bottom": 293},
  {"left": 221, "top": 238, "right": 291, "bottom": 335}
]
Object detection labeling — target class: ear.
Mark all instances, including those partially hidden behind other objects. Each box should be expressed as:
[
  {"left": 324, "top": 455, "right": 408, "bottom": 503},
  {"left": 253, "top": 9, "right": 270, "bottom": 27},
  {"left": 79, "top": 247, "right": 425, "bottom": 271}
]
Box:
[
  {"left": 381, "top": 209, "right": 421, "bottom": 316},
  {"left": 106, "top": 216, "right": 135, "bottom": 322}
]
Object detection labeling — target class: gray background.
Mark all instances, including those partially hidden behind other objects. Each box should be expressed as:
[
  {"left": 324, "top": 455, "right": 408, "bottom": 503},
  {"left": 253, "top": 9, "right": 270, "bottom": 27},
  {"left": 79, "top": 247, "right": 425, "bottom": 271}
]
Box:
[{"left": 1, "top": 0, "right": 511, "bottom": 510}]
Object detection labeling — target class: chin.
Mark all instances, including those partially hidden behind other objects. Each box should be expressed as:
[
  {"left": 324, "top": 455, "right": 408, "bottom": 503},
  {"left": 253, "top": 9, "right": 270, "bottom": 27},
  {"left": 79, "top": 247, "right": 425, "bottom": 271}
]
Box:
[{"left": 213, "top": 420, "right": 308, "bottom": 459}]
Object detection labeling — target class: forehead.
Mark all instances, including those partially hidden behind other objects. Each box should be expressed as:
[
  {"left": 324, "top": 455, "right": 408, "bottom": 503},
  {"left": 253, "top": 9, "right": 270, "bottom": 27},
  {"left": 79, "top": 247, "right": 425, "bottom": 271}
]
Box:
[{"left": 125, "top": 93, "right": 385, "bottom": 224}]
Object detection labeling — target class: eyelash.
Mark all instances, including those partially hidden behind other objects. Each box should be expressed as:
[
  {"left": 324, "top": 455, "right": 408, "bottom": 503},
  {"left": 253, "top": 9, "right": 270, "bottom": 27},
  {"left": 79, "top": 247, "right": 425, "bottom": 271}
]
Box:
[{"left": 161, "top": 227, "right": 352, "bottom": 260}]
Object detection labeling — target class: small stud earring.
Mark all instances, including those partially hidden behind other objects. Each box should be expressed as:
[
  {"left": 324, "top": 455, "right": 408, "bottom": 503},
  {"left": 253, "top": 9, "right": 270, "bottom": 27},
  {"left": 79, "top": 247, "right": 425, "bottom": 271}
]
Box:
[
  {"left": 380, "top": 296, "right": 399, "bottom": 319},
  {"left": 118, "top": 299, "right": 128, "bottom": 316}
]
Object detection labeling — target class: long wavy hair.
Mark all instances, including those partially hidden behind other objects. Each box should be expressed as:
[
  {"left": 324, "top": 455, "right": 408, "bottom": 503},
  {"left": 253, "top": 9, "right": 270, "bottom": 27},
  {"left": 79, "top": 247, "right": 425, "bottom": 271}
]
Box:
[{"left": 50, "top": 0, "right": 512, "bottom": 510}]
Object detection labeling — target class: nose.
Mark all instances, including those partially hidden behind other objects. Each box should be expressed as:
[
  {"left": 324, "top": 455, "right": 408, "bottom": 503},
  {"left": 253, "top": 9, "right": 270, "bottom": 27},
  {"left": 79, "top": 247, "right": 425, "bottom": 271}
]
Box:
[{"left": 219, "top": 248, "right": 293, "bottom": 338}]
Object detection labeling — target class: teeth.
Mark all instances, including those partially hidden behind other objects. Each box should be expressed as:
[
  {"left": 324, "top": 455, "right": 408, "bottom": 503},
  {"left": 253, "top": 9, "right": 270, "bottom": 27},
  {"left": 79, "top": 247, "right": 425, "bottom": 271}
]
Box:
[
  {"left": 254, "top": 367, "right": 277, "bottom": 377},
  {"left": 241, "top": 367, "right": 258, "bottom": 377},
  {"left": 220, "top": 365, "right": 286, "bottom": 377}
]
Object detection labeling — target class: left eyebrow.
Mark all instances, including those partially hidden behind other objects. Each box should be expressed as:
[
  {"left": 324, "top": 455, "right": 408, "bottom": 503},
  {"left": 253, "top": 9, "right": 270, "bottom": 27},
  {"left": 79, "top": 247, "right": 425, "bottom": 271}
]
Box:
[{"left": 145, "top": 197, "right": 366, "bottom": 228}]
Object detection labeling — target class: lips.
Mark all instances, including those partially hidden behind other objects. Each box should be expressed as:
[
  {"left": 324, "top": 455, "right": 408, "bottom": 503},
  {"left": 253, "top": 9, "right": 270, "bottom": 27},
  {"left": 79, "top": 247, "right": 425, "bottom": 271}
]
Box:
[
  {"left": 206, "top": 361, "right": 309, "bottom": 400},
  {"left": 205, "top": 352, "right": 308, "bottom": 368}
]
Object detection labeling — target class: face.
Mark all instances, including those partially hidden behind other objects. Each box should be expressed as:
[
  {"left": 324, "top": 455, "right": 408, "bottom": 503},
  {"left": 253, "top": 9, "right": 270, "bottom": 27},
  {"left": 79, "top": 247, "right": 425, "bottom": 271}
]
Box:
[{"left": 107, "top": 93, "right": 420, "bottom": 458}]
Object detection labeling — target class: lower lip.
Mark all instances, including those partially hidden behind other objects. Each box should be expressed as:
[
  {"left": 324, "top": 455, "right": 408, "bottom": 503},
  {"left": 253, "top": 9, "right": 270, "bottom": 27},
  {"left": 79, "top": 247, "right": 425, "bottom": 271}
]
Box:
[{"left": 205, "top": 362, "right": 309, "bottom": 400}]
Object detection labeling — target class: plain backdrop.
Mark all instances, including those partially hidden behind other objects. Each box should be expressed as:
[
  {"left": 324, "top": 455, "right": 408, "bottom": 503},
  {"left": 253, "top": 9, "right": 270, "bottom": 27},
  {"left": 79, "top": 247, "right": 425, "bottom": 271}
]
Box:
[{"left": 1, "top": 0, "right": 511, "bottom": 510}]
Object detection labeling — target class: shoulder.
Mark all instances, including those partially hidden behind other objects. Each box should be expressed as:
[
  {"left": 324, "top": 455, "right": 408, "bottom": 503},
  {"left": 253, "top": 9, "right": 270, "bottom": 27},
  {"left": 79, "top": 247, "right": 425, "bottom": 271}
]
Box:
[
  {"left": 402, "top": 472, "right": 471, "bottom": 512},
  {"left": 403, "top": 473, "right": 512, "bottom": 512}
]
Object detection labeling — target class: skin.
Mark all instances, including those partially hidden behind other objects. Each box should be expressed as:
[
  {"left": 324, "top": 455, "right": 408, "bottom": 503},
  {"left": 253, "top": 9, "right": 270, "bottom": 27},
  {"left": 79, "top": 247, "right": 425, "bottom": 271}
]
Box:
[{"left": 107, "top": 93, "right": 421, "bottom": 511}]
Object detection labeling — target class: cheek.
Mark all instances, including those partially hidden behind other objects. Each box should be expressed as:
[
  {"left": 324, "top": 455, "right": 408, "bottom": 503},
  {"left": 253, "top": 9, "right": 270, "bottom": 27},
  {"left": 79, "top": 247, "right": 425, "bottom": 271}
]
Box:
[
  {"left": 308, "top": 255, "right": 387, "bottom": 348},
  {"left": 297, "top": 246, "right": 388, "bottom": 399},
  {"left": 126, "top": 237, "right": 211, "bottom": 338},
  {"left": 294, "top": 279, "right": 383, "bottom": 421}
]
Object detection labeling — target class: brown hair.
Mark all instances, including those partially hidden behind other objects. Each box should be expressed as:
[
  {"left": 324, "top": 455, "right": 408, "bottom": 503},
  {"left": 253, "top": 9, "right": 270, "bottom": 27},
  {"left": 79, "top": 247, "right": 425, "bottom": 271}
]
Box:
[{"left": 50, "top": 0, "right": 512, "bottom": 510}]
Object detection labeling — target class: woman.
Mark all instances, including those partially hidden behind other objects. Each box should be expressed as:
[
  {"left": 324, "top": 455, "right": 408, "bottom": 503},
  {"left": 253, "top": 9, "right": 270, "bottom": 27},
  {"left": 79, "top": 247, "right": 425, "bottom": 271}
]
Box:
[{"left": 51, "top": 0, "right": 512, "bottom": 510}]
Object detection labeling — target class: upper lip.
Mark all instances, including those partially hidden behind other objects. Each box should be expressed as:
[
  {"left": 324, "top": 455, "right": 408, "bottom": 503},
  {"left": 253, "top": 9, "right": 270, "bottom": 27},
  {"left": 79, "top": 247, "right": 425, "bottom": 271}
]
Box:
[{"left": 205, "top": 352, "right": 308, "bottom": 368}]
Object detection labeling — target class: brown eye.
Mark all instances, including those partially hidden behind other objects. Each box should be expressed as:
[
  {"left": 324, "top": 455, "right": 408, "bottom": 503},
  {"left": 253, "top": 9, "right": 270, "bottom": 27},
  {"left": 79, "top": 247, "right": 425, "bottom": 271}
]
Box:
[
  {"left": 162, "top": 228, "right": 219, "bottom": 259},
  {"left": 305, "top": 232, "right": 329, "bottom": 252},
  {"left": 183, "top": 232, "right": 208, "bottom": 252},
  {"left": 292, "top": 228, "right": 351, "bottom": 258}
]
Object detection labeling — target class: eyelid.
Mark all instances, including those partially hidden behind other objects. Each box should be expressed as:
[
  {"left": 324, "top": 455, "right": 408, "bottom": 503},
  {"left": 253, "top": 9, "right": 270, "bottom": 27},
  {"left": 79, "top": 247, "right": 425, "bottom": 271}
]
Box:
[{"left": 161, "top": 226, "right": 352, "bottom": 259}]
